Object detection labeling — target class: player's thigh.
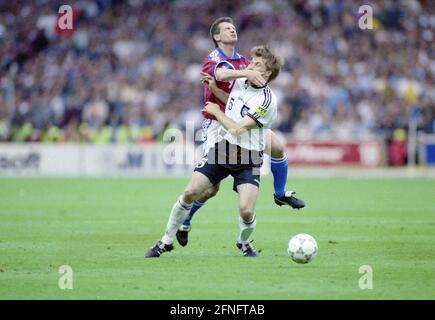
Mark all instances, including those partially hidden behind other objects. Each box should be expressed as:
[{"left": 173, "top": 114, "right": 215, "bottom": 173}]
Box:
[
  {"left": 266, "top": 129, "right": 285, "bottom": 158},
  {"left": 199, "top": 182, "right": 220, "bottom": 201},
  {"left": 194, "top": 159, "right": 230, "bottom": 196},
  {"left": 236, "top": 183, "right": 259, "bottom": 220},
  {"left": 184, "top": 171, "right": 214, "bottom": 199}
]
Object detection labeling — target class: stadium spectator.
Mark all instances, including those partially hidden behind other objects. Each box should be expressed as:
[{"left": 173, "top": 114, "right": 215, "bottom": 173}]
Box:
[{"left": 0, "top": 0, "right": 433, "bottom": 168}]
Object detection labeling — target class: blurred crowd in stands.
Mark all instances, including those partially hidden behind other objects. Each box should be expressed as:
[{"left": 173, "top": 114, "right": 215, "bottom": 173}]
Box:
[{"left": 0, "top": 0, "right": 434, "bottom": 165}]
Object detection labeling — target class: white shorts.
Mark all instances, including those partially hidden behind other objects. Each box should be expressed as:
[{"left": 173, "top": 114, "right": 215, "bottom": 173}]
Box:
[{"left": 201, "top": 119, "right": 221, "bottom": 155}]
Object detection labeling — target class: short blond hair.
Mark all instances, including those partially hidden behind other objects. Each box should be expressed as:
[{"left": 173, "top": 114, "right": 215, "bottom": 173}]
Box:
[{"left": 250, "top": 45, "right": 283, "bottom": 83}]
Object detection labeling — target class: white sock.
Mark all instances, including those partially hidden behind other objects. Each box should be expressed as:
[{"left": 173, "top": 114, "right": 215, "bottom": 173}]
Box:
[
  {"left": 238, "top": 215, "right": 256, "bottom": 244},
  {"left": 161, "top": 197, "right": 192, "bottom": 245}
]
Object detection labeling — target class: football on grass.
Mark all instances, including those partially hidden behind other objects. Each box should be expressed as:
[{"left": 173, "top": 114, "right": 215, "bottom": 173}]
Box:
[{"left": 288, "top": 233, "right": 318, "bottom": 264}]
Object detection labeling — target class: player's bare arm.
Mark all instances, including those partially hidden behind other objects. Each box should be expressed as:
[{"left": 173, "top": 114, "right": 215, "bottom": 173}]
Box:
[
  {"left": 201, "top": 72, "right": 229, "bottom": 104},
  {"left": 215, "top": 68, "right": 266, "bottom": 87},
  {"left": 203, "top": 101, "right": 257, "bottom": 136}
]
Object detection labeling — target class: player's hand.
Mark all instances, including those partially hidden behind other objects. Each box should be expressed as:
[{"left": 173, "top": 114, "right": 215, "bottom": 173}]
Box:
[
  {"left": 203, "top": 102, "right": 220, "bottom": 116},
  {"left": 245, "top": 70, "right": 266, "bottom": 87},
  {"left": 200, "top": 72, "right": 217, "bottom": 91}
]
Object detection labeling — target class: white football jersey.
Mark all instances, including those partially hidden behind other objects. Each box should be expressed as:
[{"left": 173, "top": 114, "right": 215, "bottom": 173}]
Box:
[{"left": 218, "top": 78, "right": 277, "bottom": 151}]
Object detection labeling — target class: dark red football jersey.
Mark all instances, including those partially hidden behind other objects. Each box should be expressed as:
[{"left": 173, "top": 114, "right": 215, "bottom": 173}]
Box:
[{"left": 202, "top": 48, "right": 250, "bottom": 119}]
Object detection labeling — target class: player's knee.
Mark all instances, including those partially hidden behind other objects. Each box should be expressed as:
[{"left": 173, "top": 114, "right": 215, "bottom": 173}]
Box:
[
  {"left": 183, "top": 187, "right": 201, "bottom": 203},
  {"left": 239, "top": 206, "right": 254, "bottom": 222},
  {"left": 271, "top": 140, "right": 285, "bottom": 158},
  {"left": 203, "top": 185, "right": 219, "bottom": 200}
]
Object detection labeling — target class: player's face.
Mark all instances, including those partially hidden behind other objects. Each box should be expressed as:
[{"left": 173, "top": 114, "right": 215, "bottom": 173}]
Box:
[
  {"left": 215, "top": 22, "right": 238, "bottom": 44},
  {"left": 247, "top": 56, "right": 272, "bottom": 80}
]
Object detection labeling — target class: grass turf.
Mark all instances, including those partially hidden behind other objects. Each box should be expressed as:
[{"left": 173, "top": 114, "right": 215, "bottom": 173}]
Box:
[{"left": 0, "top": 177, "right": 434, "bottom": 299}]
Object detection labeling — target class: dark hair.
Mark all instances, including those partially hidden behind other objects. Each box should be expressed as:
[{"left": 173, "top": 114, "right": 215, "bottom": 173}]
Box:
[
  {"left": 250, "top": 45, "right": 283, "bottom": 83},
  {"left": 209, "top": 17, "right": 234, "bottom": 47}
]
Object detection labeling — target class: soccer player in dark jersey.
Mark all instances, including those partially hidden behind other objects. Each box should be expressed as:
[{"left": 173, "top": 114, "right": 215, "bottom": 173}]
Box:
[{"left": 176, "top": 17, "right": 305, "bottom": 247}]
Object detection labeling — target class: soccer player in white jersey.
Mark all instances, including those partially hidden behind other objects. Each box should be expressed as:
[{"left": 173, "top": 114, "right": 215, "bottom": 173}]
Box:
[
  {"left": 176, "top": 17, "right": 305, "bottom": 248},
  {"left": 146, "top": 45, "right": 282, "bottom": 258}
]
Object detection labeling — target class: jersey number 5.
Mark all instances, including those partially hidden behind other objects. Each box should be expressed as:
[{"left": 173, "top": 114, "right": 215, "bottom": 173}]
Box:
[{"left": 228, "top": 97, "right": 235, "bottom": 110}]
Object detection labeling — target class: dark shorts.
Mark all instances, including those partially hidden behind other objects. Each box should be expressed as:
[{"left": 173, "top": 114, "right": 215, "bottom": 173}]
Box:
[{"left": 194, "top": 140, "right": 262, "bottom": 192}]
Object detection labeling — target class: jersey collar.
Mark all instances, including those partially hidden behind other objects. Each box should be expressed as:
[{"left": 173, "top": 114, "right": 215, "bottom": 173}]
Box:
[
  {"left": 244, "top": 79, "right": 267, "bottom": 89},
  {"left": 217, "top": 47, "right": 241, "bottom": 60}
]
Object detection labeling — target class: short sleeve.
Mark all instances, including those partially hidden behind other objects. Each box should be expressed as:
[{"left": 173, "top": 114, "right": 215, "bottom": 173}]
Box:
[
  {"left": 246, "top": 89, "right": 277, "bottom": 128},
  {"left": 202, "top": 59, "right": 217, "bottom": 77},
  {"left": 213, "top": 61, "right": 234, "bottom": 80},
  {"left": 203, "top": 58, "right": 235, "bottom": 80}
]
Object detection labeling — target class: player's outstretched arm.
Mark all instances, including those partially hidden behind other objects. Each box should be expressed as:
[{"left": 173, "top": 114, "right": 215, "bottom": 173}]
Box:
[
  {"left": 201, "top": 72, "right": 229, "bottom": 104},
  {"left": 203, "top": 102, "right": 257, "bottom": 136},
  {"left": 215, "top": 68, "right": 266, "bottom": 87}
]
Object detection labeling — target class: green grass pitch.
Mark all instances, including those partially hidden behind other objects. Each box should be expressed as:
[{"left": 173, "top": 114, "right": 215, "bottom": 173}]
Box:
[{"left": 0, "top": 176, "right": 434, "bottom": 299}]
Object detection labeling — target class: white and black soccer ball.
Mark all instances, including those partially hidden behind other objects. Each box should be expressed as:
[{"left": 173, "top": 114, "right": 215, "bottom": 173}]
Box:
[{"left": 287, "top": 233, "right": 318, "bottom": 264}]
